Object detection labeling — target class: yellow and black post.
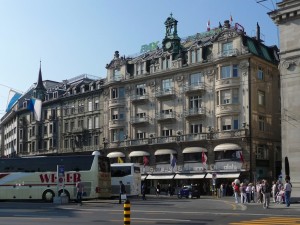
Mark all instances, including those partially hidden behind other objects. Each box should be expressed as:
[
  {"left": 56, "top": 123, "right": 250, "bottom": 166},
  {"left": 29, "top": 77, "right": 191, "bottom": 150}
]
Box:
[{"left": 123, "top": 199, "right": 130, "bottom": 225}]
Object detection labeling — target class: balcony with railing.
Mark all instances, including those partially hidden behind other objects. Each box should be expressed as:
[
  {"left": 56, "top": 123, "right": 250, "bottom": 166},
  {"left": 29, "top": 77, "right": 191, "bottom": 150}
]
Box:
[
  {"left": 156, "top": 111, "right": 176, "bottom": 121},
  {"left": 109, "top": 119, "right": 126, "bottom": 128},
  {"left": 109, "top": 98, "right": 126, "bottom": 107},
  {"left": 184, "top": 107, "right": 206, "bottom": 118},
  {"left": 155, "top": 88, "right": 175, "bottom": 98},
  {"left": 131, "top": 94, "right": 149, "bottom": 103},
  {"left": 130, "top": 116, "right": 150, "bottom": 125},
  {"left": 184, "top": 82, "right": 205, "bottom": 93}
]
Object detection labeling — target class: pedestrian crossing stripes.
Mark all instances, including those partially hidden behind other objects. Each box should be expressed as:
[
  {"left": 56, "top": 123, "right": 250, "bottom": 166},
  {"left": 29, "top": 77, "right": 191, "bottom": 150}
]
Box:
[{"left": 229, "top": 217, "right": 300, "bottom": 225}]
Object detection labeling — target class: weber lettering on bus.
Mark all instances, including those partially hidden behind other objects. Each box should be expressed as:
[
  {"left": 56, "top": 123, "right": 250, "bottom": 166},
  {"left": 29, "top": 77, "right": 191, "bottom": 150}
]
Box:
[{"left": 39, "top": 172, "right": 81, "bottom": 183}]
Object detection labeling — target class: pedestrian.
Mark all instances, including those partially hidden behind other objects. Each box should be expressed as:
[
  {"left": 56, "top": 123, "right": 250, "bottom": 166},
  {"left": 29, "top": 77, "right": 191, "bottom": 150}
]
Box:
[
  {"left": 284, "top": 179, "right": 292, "bottom": 207},
  {"left": 272, "top": 181, "right": 277, "bottom": 203},
  {"left": 261, "top": 180, "right": 271, "bottom": 209},
  {"left": 76, "top": 180, "right": 84, "bottom": 206},
  {"left": 240, "top": 183, "right": 247, "bottom": 204},
  {"left": 233, "top": 182, "right": 240, "bottom": 203},
  {"left": 156, "top": 182, "right": 161, "bottom": 196},
  {"left": 246, "top": 183, "right": 251, "bottom": 203},
  {"left": 141, "top": 182, "right": 146, "bottom": 200},
  {"left": 119, "top": 181, "right": 126, "bottom": 204}
]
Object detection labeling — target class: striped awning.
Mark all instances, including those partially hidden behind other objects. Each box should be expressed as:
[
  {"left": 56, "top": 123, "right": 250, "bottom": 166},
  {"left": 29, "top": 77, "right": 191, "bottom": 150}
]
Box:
[
  {"left": 214, "top": 143, "right": 241, "bottom": 151},
  {"left": 106, "top": 152, "right": 125, "bottom": 158},
  {"left": 182, "top": 147, "right": 207, "bottom": 153},
  {"left": 129, "top": 151, "right": 150, "bottom": 157}
]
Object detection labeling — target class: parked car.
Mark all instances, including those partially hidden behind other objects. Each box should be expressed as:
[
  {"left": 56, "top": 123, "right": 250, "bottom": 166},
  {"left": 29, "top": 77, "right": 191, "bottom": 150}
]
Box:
[{"left": 178, "top": 185, "right": 200, "bottom": 199}]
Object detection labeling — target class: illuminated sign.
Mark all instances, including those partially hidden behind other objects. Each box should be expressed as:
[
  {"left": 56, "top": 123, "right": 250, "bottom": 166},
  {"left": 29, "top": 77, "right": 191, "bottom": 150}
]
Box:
[{"left": 140, "top": 41, "right": 160, "bottom": 53}]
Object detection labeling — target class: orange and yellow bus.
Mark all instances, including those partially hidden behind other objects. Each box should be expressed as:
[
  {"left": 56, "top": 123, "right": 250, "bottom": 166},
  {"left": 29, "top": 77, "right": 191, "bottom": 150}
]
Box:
[{"left": 0, "top": 151, "right": 111, "bottom": 202}]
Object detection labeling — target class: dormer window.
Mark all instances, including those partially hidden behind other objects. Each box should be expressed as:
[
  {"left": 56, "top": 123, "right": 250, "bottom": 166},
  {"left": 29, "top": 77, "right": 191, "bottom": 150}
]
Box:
[
  {"left": 113, "top": 69, "right": 121, "bottom": 81},
  {"left": 53, "top": 92, "right": 58, "bottom": 99}
]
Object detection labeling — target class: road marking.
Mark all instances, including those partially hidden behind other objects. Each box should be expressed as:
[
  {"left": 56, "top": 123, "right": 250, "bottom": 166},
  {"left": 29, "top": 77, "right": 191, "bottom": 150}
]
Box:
[
  {"left": 131, "top": 217, "right": 191, "bottom": 222},
  {"left": 229, "top": 216, "right": 300, "bottom": 225}
]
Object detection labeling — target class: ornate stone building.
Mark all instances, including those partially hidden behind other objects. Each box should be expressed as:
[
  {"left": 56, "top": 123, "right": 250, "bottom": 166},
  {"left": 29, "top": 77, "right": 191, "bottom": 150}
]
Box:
[
  {"left": 0, "top": 15, "right": 281, "bottom": 193},
  {"left": 269, "top": 0, "right": 300, "bottom": 199},
  {"left": 103, "top": 15, "right": 281, "bottom": 190}
]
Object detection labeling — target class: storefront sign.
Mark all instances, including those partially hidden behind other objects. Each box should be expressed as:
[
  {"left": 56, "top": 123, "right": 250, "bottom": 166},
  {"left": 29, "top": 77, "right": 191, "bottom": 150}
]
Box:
[{"left": 140, "top": 41, "right": 160, "bottom": 53}]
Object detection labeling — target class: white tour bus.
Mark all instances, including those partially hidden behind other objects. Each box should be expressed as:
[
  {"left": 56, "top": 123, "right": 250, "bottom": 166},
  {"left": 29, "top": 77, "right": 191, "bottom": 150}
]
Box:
[
  {"left": 0, "top": 151, "right": 111, "bottom": 202},
  {"left": 111, "top": 163, "right": 141, "bottom": 197}
]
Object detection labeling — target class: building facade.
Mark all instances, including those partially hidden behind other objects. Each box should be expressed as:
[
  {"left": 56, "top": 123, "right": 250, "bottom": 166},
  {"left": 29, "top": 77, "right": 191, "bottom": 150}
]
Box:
[
  {"left": 0, "top": 15, "right": 281, "bottom": 194},
  {"left": 102, "top": 16, "right": 281, "bottom": 192},
  {"left": 269, "top": 0, "right": 300, "bottom": 199}
]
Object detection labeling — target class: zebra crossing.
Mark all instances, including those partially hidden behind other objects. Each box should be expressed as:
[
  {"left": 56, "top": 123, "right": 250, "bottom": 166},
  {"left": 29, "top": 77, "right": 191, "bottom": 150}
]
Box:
[{"left": 229, "top": 217, "right": 300, "bottom": 225}]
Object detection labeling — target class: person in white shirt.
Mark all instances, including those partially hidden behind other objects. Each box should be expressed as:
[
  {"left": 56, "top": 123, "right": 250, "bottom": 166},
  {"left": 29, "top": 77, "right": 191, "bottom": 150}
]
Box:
[{"left": 272, "top": 181, "right": 277, "bottom": 203}]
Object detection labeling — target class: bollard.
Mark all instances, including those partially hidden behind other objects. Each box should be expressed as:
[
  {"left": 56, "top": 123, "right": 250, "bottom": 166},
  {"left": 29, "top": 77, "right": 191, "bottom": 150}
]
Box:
[{"left": 123, "top": 199, "right": 130, "bottom": 225}]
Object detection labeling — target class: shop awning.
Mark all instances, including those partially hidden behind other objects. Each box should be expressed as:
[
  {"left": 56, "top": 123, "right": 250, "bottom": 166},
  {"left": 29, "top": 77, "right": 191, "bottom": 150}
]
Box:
[
  {"left": 154, "top": 149, "right": 177, "bottom": 155},
  {"left": 205, "top": 173, "right": 240, "bottom": 179},
  {"left": 214, "top": 143, "right": 241, "bottom": 151},
  {"left": 141, "top": 175, "right": 148, "bottom": 180},
  {"left": 174, "top": 174, "right": 206, "bottom": 179},
  {"left": 182, "top": 147, "right": 207, "bottom": 153},
  {"left": 129, "top": 151, "right": 150, "bottom": 157},
  {"left": 107, "top": 152, "right": 125, "bottom": 158},
  {"left": 146, "top": 174, "right": 175, "bottom": 180}
]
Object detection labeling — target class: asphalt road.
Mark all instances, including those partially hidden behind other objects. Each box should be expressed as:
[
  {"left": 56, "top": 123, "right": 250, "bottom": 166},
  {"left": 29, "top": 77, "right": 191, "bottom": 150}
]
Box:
[{"left": 0, "top": 196, "right": 300, "bottom": 225}]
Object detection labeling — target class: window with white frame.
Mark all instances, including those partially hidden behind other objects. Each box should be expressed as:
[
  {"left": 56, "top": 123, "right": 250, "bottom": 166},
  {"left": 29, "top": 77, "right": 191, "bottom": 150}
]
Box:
[
  {"left": 88, "top": 100, "right": 93, "bottom": 112},
  {"left": 256, "top": 145, "right": 268, "bottom": 160},
  {"left": 222, "top": 42, "right": 233, "bottom": 55},
  {"left": 221, "top": 64, "right": 238, "bottom": 79},
  {"left": 94, "top": 99, "right": 99, "bottom": 110},
  {"left": 191, "top": 50, "right": 196, "bottom": 63},
  {"left": 136, "top": 132, "right": 146, "bottom": 139},
  {"left": 88, "top": 118, "right": 93, "bottom": 129},
  {"left": 258, "top": 116, "right": 265, "bottom": 131},
  {"left": 111, "top": 128, "right": 125, "bottom": 142},
  {"left": 190, "top": 72, "right": 203, "bottom": 86},
  {"left": 221, "top": 89, "right": 231, "bottom": 104},
  {"left": 162, "top": 78, "right": 173, "bottom": 92},
  {"left": 232, "top": 88, "right": 239, "bottom": 104},
  {"left": 111, "top": 108, "right": 124, "bottom": 120},
  {"left": 136, "top": 84, "right": 146, "bottom": 96},
  {"left": 161, "top": 109, "right": 173, "bottom": 115},
  {"left": 258, "top": 91, "right": 265, "bottom": 106},
  {"left": 113, "top": 69, "right": 121, "bottom": 81},
  {"left": 94, "top": 116, "right": 99, "bottom": 129},
  {"left": 189, "top": 96, "right": 202, "bottom": 109},
  {"left": 111, "top": 87, "right": 125, "bottom": 99},
  {"left": 162, "top": 129, "right": 173, "bottom": 136},
  {"left": 221, "top": 116, "right": 239, "bottom": 131},
  {"left": 190, "top": 123, "right": 202, "bottom": 133},
  {"left": 162, "top": 56, "right": 170, "bottom": 69},
  {"left": 258, "top": 66, "right": 264, "bottom": 80},
  {"left": 136, "top": 112, "right": 146, "bottom": 118}
]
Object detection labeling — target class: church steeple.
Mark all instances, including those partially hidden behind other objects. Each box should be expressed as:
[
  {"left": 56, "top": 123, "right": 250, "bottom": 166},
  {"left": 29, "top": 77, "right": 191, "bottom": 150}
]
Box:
[{"left": 33, "top": 61, "right": 46, "bottom": 100}]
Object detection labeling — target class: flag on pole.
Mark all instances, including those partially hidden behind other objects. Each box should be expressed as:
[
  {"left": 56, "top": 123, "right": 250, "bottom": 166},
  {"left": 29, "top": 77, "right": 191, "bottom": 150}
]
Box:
[
  {"left": 202, "top": 150, "right": 207, "bottom": 165},
  {"left": 143, "top": 156, "right": 149, "bottom": 166},
  {"left": 230, "top": 15, "right": 233, "bottom": 24},
  {"left": 117, "top": 157, "right": 124, "bottom": 163},
  {"left": 207, "top": 19, "right": 210, "bottom": 31},
  {"left": 6, "top": 89, "right": 22, "bottom": 112},
  {"left": 236, "top": 151, "right": 244, "bottom": 163},
  {"left": 170, "top": 154, "right": 177, "bottom": 168},
  {"left": 27, "top": 98, "right": 42, "bottom": 121}
]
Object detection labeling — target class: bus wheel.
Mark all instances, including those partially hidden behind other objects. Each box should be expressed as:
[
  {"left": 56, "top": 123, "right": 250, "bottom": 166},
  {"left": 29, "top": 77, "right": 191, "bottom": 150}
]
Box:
[
  {"left": 59, "top": 190, "right": 70, "bottom": 202},
  {"left": 42, "top": 190, "right": 55, "bottom": 202}
]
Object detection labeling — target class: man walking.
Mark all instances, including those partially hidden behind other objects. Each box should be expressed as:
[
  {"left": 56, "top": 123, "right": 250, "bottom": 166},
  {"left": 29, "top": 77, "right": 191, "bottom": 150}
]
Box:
[
  {"left": 119, "top": 181, "right": 126, "bottom": 204},
  {"left": 261, "top": 180, "right": 271, "bottom": 209},
  {"left": 284, "top": 179, "right": 292, "bottom": 207},
  {"left": 76, "top": 181, "right": 84, "bottom": 206}
]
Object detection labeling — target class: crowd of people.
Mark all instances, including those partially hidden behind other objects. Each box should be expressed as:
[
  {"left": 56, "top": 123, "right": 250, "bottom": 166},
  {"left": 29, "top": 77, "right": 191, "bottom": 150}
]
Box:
[{"left": 231, "top": 177, "right": 292, "bottom": 208}]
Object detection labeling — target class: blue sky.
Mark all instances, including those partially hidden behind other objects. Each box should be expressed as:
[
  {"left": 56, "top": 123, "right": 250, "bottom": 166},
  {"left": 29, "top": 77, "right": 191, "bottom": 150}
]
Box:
[{"left": 0, "top": 0, "right": 279, "bottom": 116}]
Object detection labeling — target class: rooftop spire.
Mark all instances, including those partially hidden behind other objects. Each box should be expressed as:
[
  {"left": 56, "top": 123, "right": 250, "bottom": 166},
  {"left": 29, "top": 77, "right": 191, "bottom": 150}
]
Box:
[{"left": 34, "top": 60, "right": 46, "bottom": 100}]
